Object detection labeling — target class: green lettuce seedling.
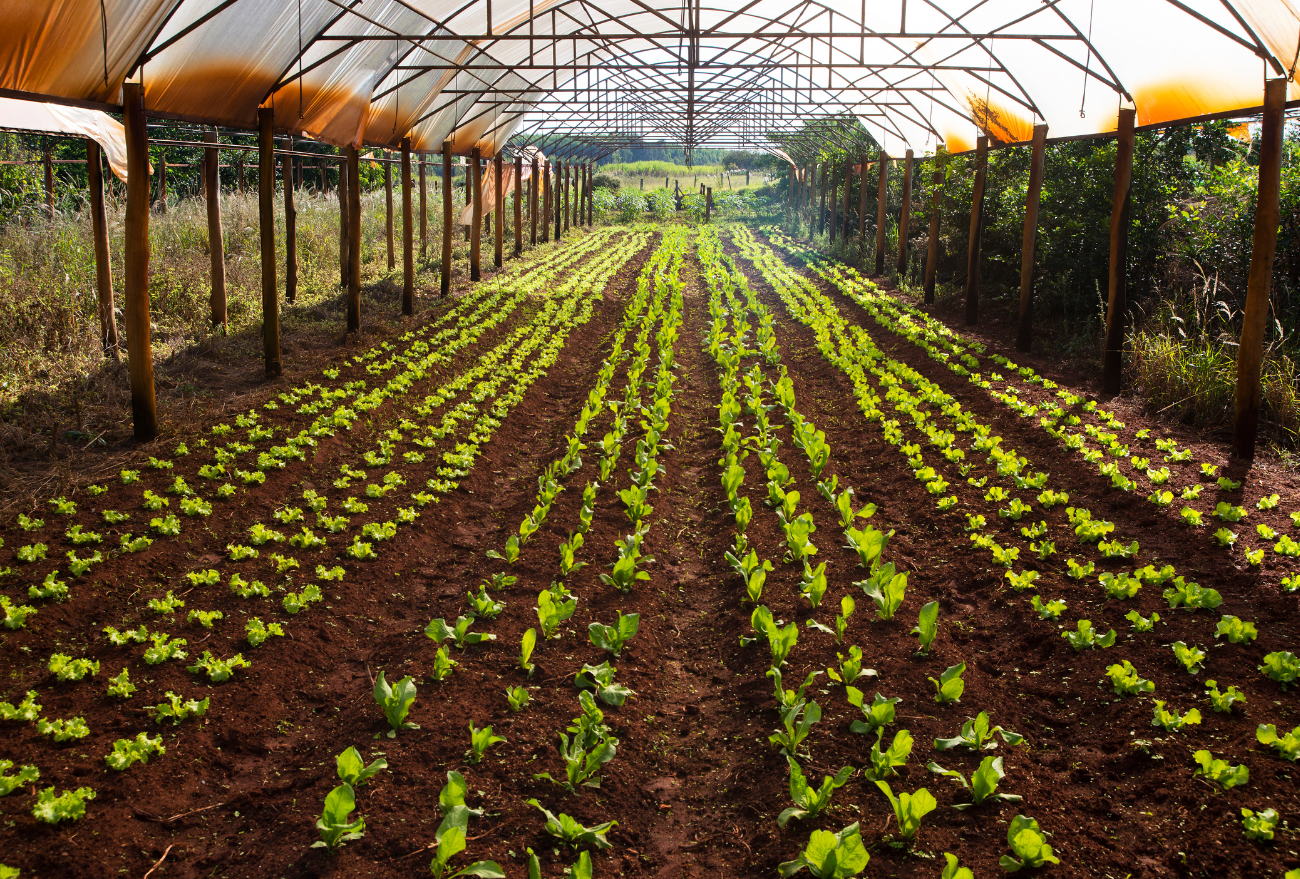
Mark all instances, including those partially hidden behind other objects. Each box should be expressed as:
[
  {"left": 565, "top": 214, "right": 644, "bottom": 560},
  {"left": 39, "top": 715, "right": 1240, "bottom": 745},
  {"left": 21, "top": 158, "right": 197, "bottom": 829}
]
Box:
[
  {"left": 1030, "top": 596, "right": 1066, "bottom": 620},
  {"left": 746, "top": 605, "right": 798, "bottom": 668},
  {"left": 1256, "top": 724, "right": 1300, "bottom": 761},
  {"left": 935, "top": 712, "right": 1024, "bottom": 751},
  {"left": 930, "top": 662, "right": 966, "bottom": 703},
  {"left": 537, "top": 589, "right": 578, "bottom": 639},
  {"left": 31, "top": 571, "right": 70, "bottom": 602},
  {"left": 912, "top": 601, "right": 939, "bottom": 654},
  {"left": 187, "top": 651, "right": 249, "bottom": 682},
  {"left": 1193, "top": 749, "right": 1249, "bottom": 788},
  {"left": 588, "top": 612, "right": 640, "bottom": 656},
  {"left": 928, "top": 755, "right": 1022, "bottom": 809},
  {"left": 246, "top": 618, "right": 284, "bottom": 646},
  {"left": 431, "top": 647, "right": 458, "bottom": 681},
  {"left": 827, "top": 647, "right": 873, "bottom": 686},
  {"left": 0, "top": 760, "right": 38, "bottom": 795},
  {"left": 778, "top": 758, "right": 854, "bottom": 828},
  {"left": 0, "top": 691, "right": 41, "bottom": 721},
  {"left": 48, "top": 653, "right": 99, "bottom": 681},
  {"left": 313, "top": 783, "right": 365, "bottom": 849},
  {"left": 149, "top": 691, "right": 208, "bottom": 724},
  {"left": 1261, "top": 651, "right": 1300, "bottom": 689},
  {"left": 1163, "top": 578, "right": 1223, "bottom": 611},
  {"left": 1099, "top": 572, "right": 1141, "bottom": 599},
  {"left": 373, "top": 671, "right": 418, "bottom": 737},
  {"left": 32, "top": 787, "right": 95, "bottom": 824},
  {"left": 519, "top": 628, "right": 537, "bottom": 677},
  {"left": 1242, "top": 807, "right": 1280, "bottom": 842},
  {"left": 1004, "top": 570, "right": 1038, "bottom": 592},
  {"left": 426, "top": 615, "right": 495, "bottom": 650},
  {"left": 105, "top": 733, "right": 165, "bottom": 770},
  {"left": 858, "top": 562, "right": 906, "bottom": 620},
  {"left": 1063, "top": 620, "right": 1116, "bottom": 651},
  {"left": 875, "top": 781, "right": 936, "bottom": 842},
  {"left": 1171, "top": 641, "right": 1206, "bottom": 674},
  {"left": 1215, "top": 615, "right": 1258, "bottom": 644},
  {"left": 467, "top": 586, "right": 504, "bottom": 620},
  {"left": 527, "top": 799, "right": 617, "bottom": 849},
  {"left": 187, "top": 609, "right": 223, "bottom": 628},
  {"left": 106, "top": 667, "right": 135, "bottom": 698},
  {"left": 37, "top": 717, "right": 89, "bottom": 741},
  {"left": 862, "top": 729, "right": 914, "bottom": 781},
  {"left": 769, "top": 698, "right": 821, "bottom": 757},
  {"left": 1106, "top": 661, "right": 1155, "bottom": 696},
  {"left": 1126, "top": 609, "right": 1159, "bottom": 632},
  {"left": 941, "top": 853, "right": 974, "bottom": 879},
  {"left": 777, "top": 822, "right": 870, "bottom": 878},
  {"left": 0, "top": 596, "right": 36, "bottom": 629},
  {"left": 506, "top": 686, "right": 530, "bottom": 712},
  {"left": 1151, "top": 701, "right": 1202, "bottom": 732},
  {"left": 1205, "top": 679, "right": 1247, "bottom": 712},
  {"left": 336, "top": 746, "right": 386, "bottom": 786},
  {"left": 575, "top": 661, "right": 635, "bottom": 706},
  {"left": 1000, "top": 814, "right": 1059, "bottom": 871},
  {"left": 1066, "top": 558, "right": 1095, "bottom": 580}
]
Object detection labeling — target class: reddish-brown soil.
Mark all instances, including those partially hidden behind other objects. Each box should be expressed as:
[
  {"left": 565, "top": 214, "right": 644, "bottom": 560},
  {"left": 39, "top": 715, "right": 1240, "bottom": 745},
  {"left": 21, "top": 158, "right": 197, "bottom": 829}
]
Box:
[{"left": 0, "top": 222, "right": 1297, "bottom": 879}]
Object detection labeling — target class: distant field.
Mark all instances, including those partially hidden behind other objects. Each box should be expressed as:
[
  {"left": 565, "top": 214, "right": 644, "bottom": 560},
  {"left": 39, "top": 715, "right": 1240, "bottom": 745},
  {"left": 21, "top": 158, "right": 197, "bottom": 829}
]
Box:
[{"left": 601, "top": 160, "right": 724, "bottom": 176}]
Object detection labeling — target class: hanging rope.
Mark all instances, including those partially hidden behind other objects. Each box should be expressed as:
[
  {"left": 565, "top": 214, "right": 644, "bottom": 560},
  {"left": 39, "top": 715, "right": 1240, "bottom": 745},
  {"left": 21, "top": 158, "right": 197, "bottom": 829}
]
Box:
[{"left": 1080, "top": 0, "right": 1095, "bottom": 118}]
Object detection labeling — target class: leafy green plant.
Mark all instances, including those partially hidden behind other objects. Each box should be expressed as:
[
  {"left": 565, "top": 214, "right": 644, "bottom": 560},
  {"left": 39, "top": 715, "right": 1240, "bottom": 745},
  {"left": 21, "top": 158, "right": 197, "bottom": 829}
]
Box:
[
  {"left": 0, "top": 691, "right": 41, "bottom": 721},
  {"left": 537, "top": 589, "right": 578, "bottom": 639},
  {"left": 106, "top": 667, "right": 135, "bottom": 698},
  {"left": 1106, "top": 661, "right": 1155, "bottom": 696},
  {"left": 519, "top": 628, "right": 537, "bottom": 676},
  {"left": 246, "top": 618, "right": 285, "bottom": 646},
  {"left": 1261, "top": 651, "right": 1300, "bottom": 689},
  {"left": 187, "top": 609, "right": 223, "bottom": 628},
  {"left": 1205, "top": 679, "right": 1247, "bottom": 712},
  {"left": 187, "top": 651, "right": 249, "bottom": 682},
  {"left": 1193, "top": 749, "right": 1249, "bottom": 788},
  {"left": 826, "top": 646, "right": 871, "bottom": 684},
  {"left": 506, "top": 686, "right": 531, "bottom": 712},
  {"left": 373, "top": 671, "right": 418, "bottom": 737},
  {"left": 862, "top": 729, "right": 914, "bottom": 781},
  {"left": 941, "top": 853, "right": 974, "bottom": 879},
  {"left": 426, "top": 615, "right": 495, "bottom": 650},
  {"left": 1126, "top": 609, "right": 1159, "bottom": 632},
  {"left": 1215, "top": 615, "right": 1257, "bottom": 644},
  {"left": 283, "top": 584, "right": 324, "bottom": 613},
  {"left": 777, "top": 822, "right": 870, "bottom": 878},
  {"left": 1004, "top": 570, "right": 1039, "bottom": 592},
  {"left": 1063, "top": 620, "right": 1116, "bottom": 651},
  {"left": 1171, "top": 641, "right": 1207, "bottom": 673},
  {"left": 875, "top": 781, "right": 936, "bottom": 842},
  {"left": 465, "top": 723, "right": 505, "bottom": 763},
  {"left": 911, "top": 601, "right": 939, "bottom": 654},
  {"left": 527, "top": 799, "right": 617, "bottom": 849},
  {"left": 1151, "top": 701, "right": 1202, "bottom": 732},
  {"left": 1000, "top": 815, "right": 1060, "bottom": 872},
  {"left": 105, "top": 732, "right": 165, "bottom": 770},
  {"left": 0, "top": 760, "right": 38, "bottom": 795},
  {"left": 149, "top": 691, "right": 209, "bottom": 724},
  {"left": 1242, "top": 807, "right": 1280, "bottom": 842},
  {"left": 0, "top": 596, "right": 36, "bottom": 629},
  {"left": 575, "top": 661, "right": 635, "bottom": 706},
  {"left": 48, "top": 653, "right": 99, "bottom": 681},
  {"left": 1030, "top": 595, "right": 1067, "bottom": 620},
  {"left": 28, "top": 571, "right": 68, "bottom": 602},
  {"left": 858, "top": 561, "right": 907, "bottom": 620},
  {"left": 930, "top": 662, "right": 966, "bottom": 703},
  {"left": 32, "top": 787, "right": 95, "bottom": 824},
  {"left": 928, "top": 755, "right": 1022, "bottom": 809},
  {"left": 1256, "top": 724, "right": 1300, "bottom": 761},
  {"left": 1163, "top": 578, "right": 1223, "bottom": 611},
  {"left": 37, "top": 716, "right": 89, "bottom": 741},
  {"left": 778, "top": 758, "right": 854, "bottom": 828},
  {"left": 935, "top": 712, "right": 1024, "bottom": 750},
  {"left": 588, "top": 612, "right": 640, "bottom": 656},
  {"left": 313, "top": 783, "right": 365, "bottom": 849}
]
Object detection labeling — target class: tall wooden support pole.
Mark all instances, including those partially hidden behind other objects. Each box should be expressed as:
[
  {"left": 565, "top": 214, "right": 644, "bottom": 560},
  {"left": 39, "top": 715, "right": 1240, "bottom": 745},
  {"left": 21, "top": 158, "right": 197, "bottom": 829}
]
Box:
[
  {"left": 705, "top": 186, "right": 712, "bottom": 222},
  {"left": 874, "top": 152, "right": 889, "bottom": 275},
  {"left": 419, "top": 156, "right": 427, "bottom": 260},
  {"left": 87, "top": 139, "right": 119, "bottom": 357},
  {"left": 203, "top": 132, "right": 226, "bottom": 331},
  {"left": 43, "top": 143, "right": 54, "bottom": 219},
  {"left": 1016, "top": 124, "right": 1049, "bottom": 352},
  {"left": 157, "top": 149, "right": 167, "bottom": 214},
  {"left": 787, "top": 167, "right": 796, "bottom": 213},
  {"left": 1102, "top": 110, "right": 1136, "bottom": 394},
  {"left": 401, "top": 138, "right": 414, "bottom": 315},
  {"left": 347, "top": 146, "right": 362, "bottom": 330},
  {"left": 896, "top": 149, "right": 914, "bottom": 275},
  {"left": 380, "top": 153, "right": 392, "bottom": 269},
  {"left": 858, "top": 154, "right": 869, "bottom": 242},
  {"left": 493, "top": 152, "right": 504, "bottom": 268},
  {"left": 530, "top": 158, "right": 539, "bottom": 245},
  {"left": 964, "top": 136, "right": 989, "bottom": 325},
  {"left": 1233, "top": 79, "right": 1288, "bottom": 458},
  {"left": 258, "top": 108, "right": 281, "bottom": 377},
  {"left": 283, "top": 137, "right": 297, "bottom": 304},
  {"left": 829, "top": 173, "right": 838, "bottom": 243},
  {"left": 514, "top": 155, "right": 524, "bottom": 256},
  {"left": 588, "top": 164, "right": 595, "bottom": 225},
  {"left": 122, "top": 84, "right": 157, "bottom": 440},
  {"left": 338, "top": 157, "right": 350, "bottom": 288},
  {"left": 842, "top": 158, "right": 853, "bottom": 240},
  {"left": 567, "top": 162, "right": 574, "bottom": 231},
  {"left": 440, "top": 142, "right": 452, "bottom": 297},
  {"left": 236, "top": 154, "right": 245, "bottom": 195},
  {"left": 557, "top": 162, "right": 566, "bottom": 240},
  {"left": 818, "top": 165, "right": 828, "bottom": 235},
  {"left": 924, "top": 153, "right": 943, "bottom": 303},
  {"left": 470, "top": 148, "right": 483, "bottom": 281},
  {"left": 542, "top": 161, "right": 551, "bottom": 242}
]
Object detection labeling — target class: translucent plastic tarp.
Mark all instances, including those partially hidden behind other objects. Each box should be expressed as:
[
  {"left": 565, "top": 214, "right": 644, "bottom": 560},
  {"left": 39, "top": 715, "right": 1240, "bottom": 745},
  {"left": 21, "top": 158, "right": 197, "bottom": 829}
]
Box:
[
  {"left": 1, "top": 0, "right": 1299, "bottom": 155},
  {"left": 0, "top": 97, "right": 130, "bottom": 180}
]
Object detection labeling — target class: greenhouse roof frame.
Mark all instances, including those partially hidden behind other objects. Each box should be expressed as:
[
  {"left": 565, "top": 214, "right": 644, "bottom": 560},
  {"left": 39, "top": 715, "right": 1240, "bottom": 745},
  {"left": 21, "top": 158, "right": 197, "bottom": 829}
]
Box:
[{"left": 3, "top": 0, "right": 1300, "bottom": 160}]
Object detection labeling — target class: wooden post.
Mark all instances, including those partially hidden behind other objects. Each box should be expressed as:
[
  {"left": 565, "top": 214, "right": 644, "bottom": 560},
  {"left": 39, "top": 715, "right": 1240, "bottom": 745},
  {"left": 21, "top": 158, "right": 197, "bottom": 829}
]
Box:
[
  {"left": 874, "top": 152, "right": 889, "bottom": 275},
  {"left": 858, "top": 154, "right": 869, "bottom": 242},
  {"left": 401, "top": 137, "right": 414, "bottom": 315},
  {"left": 818, "top": 164, "right": 828, "bottom": 235},
  {"left": 470, "top": 147, "right": 483, "bottom": 281},
  {"left": 283, "top": 137, "right": 297, "bottom": 304},
  {"left": 705, "top": 186, "right": 712, "bottom": 222},
  {"left": 43, "top": 143, "right": 54, "bottom": 219},
  {"left": 829, "top": 172, "right": 838, "bottom": 242},
  {"left": 1016, "top": 124, "right": 1048, "bottom": 352},
  {"left": 338, "top": 155, "right": 350, "bottom": 288},
  {"left": 1233, "top": 79, "right": 1289, "bottom": 458},
  {"left": 842, "top": 158, "right": 853, "bottom": 240},
  {"left": 122, "top": 83, "right": 157, "bottom": 440},
  {"left": 87, "top": 139, "right": 119, "bottom": 357},
  {"left": 542, "top": 161, "right": 551, "bottom": 242},
  {"left": 964, "top": 136, "right": 989, "bottom": 325},
  {"left": 203, "top": 132, "right": 226, "bottom": 331},
  {"left": 514, "top": 155, "right": 523, "bottom": 256},
  {"left": 419, "top": 155, "right": 427, "bottom": 260},
  {"left": 156, "top": 148, "right": 167, "bottom": 214},
  {"left": 347, "top": 145, "right": 361, "bottom": 330},
  {"left": 384, "top": 153, "right": 395, "bottom": 270},
  {"left": 494, "top": 152, "right": 504, "bottom": 268},
  {"left": 1102, "top": 110, "right": 1136, "bottom": 394},
  {"left": 924, "top": 151, "right": 943, "bottom": 303},
  {"left": 531, "top": 157, "right": 539, "bottom": 245},
  {"left": 588, "top": 163, "right": 594, "bottom": 226},
  {"left": 258, "top": 108, "right": 281, "bottom": 377},
  {"left": 441, "top": 142, "right": 452, "bottom": 297},
  {"left": 557, "top": 162, "right": 565, "bottom": 240},
  {"left": 896, "top": 149, "right": 914, "bottom": 275},
  {"left": 237, "top": 154, "right": 245, "bottom": 195}
]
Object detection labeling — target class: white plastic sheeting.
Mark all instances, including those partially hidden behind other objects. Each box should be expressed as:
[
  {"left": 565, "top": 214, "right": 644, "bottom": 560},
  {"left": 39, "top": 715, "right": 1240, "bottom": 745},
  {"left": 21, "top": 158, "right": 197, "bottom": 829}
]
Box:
[
  {"left": 1, "top": 0, "right": 1298, "bottom": 156},
  {"left": 0, "top": 97, "right": 130, "bottom": 180}
]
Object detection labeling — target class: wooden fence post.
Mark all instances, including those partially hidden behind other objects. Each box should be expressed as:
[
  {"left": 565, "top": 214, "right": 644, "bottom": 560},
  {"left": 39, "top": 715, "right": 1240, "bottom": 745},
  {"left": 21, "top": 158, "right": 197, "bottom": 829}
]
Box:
[
  {"left": 514, "top": 155, "right": 524, "bottom": 256},
  {"left": 338, "top": 153, "right": 349, "bottom": 288},
  {"left": 531, "top": 157, "right": 539, "bottom": 245},
  {"left": 122, "top": 83, "right": 157, "bottom": 440},
  {"left": 1233, "top": 79, "right": 1289, "bottom": 458},
  {"left": 924, "top": 151, "right": 943, "bottom": 303},
  {"left": 419, "top": 155, "right": 427, "bottom": 260},
  {"left": 874, "top": 152, "right": 890, "bottom": 275},
  {"left": 705, "top": 186, "right": 712, "bottom": 222},
  {"left": 842, "top": 158, "right": 853, "bottom": 240},
  {"left": 542, "top": 161, "right": 551, "bottom": 243},
  {"left": 1102, "top": 110, "right": 1136, "bottom": 394},
  {"left": 470, "top": 148, "right": 483, "bottom": 280},
  {"left": 896, "top": 149, "right": 914, "bottom": 275},
  {"left": 588, "top": 163, "right": 594, "bottom": 225},
  {"left": 384, "top": 152, "right": 395, "bottom": 270},
  {"left": 283, "top": 137, "right": 297, "bottom": 304},
  {"left": 829, "top": 171, "right": 838, "bottom": 242},
  {"left": 156, "top": 148, "right": 167, "bottom": 214},
  {"left": 818, "top": 164, "right": 828, "bottom": 235},
  {"left": 87, "top": 139, "right": 120, "bottom": 357},
  {"left": 347, "top": 145, "right": 361, "bottom": 330},
  {"left": 1016, "top": 124, "right": 1048, "bottom": 352},
  {"left": 203, "top": 131, "right": 226, "bottom": 331},
  {"left": 43, "top": 143, "right": 54, "bottom": 219},
  {"left": 258, "top": 108, "right": 281, "bottom": 377},
  {"left": 494, "top": 152, "right": 504, "bottom": 268},
  {"left": 858, "top": 155, "right": 869, "bottom": 243},
  {"left": 964, "top": 136, "right": 989, "bottom": 325},
  {"left": 401, "top": 137, "right": 414, "bottom": 315},
  {"left": 441, "top": 142, "right": 452, "bottom": 297}
]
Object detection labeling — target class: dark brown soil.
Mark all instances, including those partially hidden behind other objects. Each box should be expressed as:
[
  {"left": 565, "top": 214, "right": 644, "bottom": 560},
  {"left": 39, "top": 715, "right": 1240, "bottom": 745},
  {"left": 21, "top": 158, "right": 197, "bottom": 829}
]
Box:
[{"left": 0, "top": 223, "right": 1296, "bottom": 879}]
